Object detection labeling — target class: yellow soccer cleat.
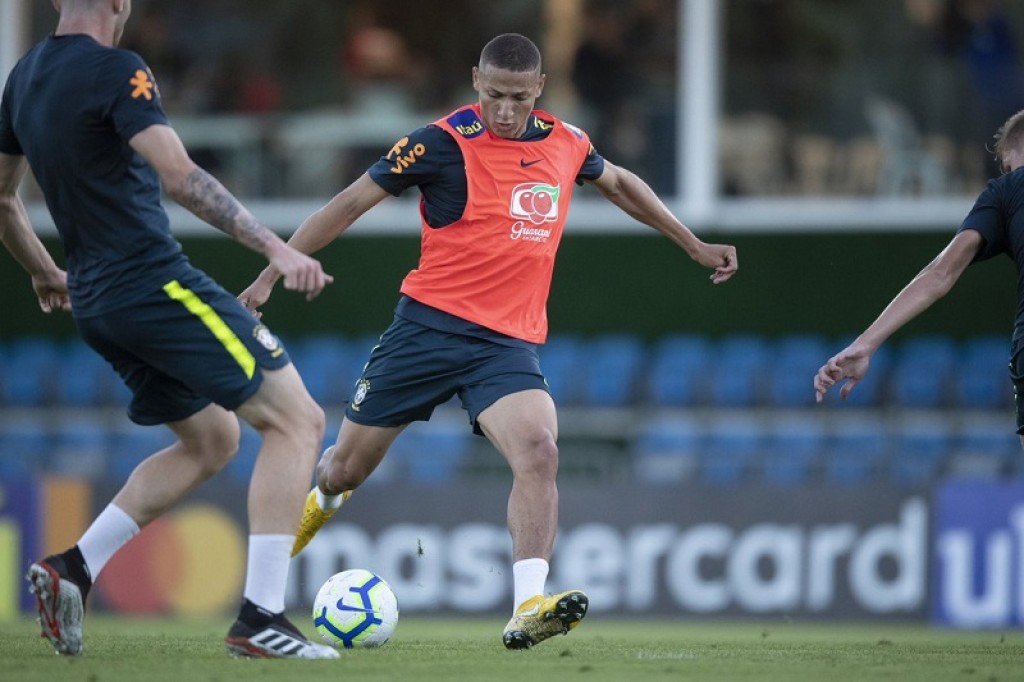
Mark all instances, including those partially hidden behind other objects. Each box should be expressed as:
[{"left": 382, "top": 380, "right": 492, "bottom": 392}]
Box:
[
  {"left": 291, "top": 488, "right": 351, "bottom": 557},
  {"left": 502, "top": 590, "right": 588, "bottom": 650}
]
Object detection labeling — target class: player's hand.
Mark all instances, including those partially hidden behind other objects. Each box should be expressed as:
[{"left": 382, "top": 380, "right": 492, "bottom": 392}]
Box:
[
  {"left": 31, "top": 269, "right": 71, "bottom": 314},
  {"left": 238, "top": 271, "right": 274, "bottom": 318},
  {"left": 267, "top": 245, "right": 333, "bottom": 301},
  {"left": 813, "top": 347, "right": 871, "bottom": 403},
  {"left": 694, "top": 243, "right": 738, "bottom": 284}
]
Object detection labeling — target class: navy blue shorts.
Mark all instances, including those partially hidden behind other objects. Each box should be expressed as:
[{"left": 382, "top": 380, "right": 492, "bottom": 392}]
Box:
[
  {"left": 345, "top": 315, "right": 548, "bottom": 435},
  {"left": 75, "top": 268, "right": 291, "bottom": 425}
]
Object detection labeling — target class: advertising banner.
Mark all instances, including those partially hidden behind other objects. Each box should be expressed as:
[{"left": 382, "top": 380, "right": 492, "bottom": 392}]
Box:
[{"left": 933, "top": 480, "right": 1024, "bottom": 628}]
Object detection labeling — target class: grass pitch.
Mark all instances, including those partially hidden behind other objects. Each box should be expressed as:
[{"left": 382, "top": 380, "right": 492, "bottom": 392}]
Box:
[{"left": 1, "top": 614, "right": 1021, "bottom": 682}]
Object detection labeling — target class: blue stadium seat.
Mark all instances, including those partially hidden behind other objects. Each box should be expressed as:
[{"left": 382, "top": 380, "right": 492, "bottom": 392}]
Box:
[
  {"left": 631, "top": 416, "right": 702, "bottom": 484},
  {"left": 645, "top": 334, "right": 713, "bottom": 406},
  {"left": 700, "top": 415, "right": 763, "bottom": 485},
  {"left": 766, "top": 335, "right": 830, "bottom": 407},
  {"left": 1, "top": 336, "right": 61, "bottom": 406},
  {"left": 762, "top": 415, "right": 825, "bottom": 485},
  {"left": 107, "top": 424, "right": 177, "bottom": 480},
  {"left": 49, "top": 418, "right": 109, "bottom": 478},
  {"left": 55, "top": 339, "right": 120, "bottom": 406},
  {"left": 0, "top": 416, "right": 50, "bottom": 478},
  {"left": 579, "top": 334, "right": 646, "bottom": 407},
  {"left": 889, "top": 415, "right": 951, "bottom": 487},
  {"left": 392, "top": 421, "right": 471, "bottom": 483},
  {"left": 539, "top": 335, "right": 583, "bottom": 405},
  {"left": 707, "top": 336, "right": 769, "bottom": 407},
  {"left": 954, "top": 336, "right": 1011, "bottom": 409},
  {"left": 225, "top": 424, "right": 262, "bottom": 484},
  {"left": 889, "top": 335, "right": 957, "bottom": 408},
  {"left": 288, "top": 335, "right": 357, "bottom": 406},
  {"left": 825, "top": 417, "right": 888, "bottom": 485},
  {"left": 950, "top": 416, "right": 1019, "bottom": 478}
]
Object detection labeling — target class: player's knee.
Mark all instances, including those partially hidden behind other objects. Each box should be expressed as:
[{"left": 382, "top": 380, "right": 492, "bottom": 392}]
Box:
[
  {"left": 512, "top": 432, "right": 559, "bottom": 480},
  {"left": 318, "top": 451, "right": 370, "bottom": 492},
  {"left": 183, "top": 418, "right": 240, "bottom": 475}
]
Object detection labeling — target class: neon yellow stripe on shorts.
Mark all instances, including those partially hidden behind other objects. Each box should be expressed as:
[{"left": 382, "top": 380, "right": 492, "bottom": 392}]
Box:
[{"left": 163, "top": 280, "right": 256, "bottom": 379}]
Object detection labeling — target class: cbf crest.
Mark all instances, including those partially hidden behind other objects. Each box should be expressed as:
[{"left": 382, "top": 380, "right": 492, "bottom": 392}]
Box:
[
  {"left": 252, "top": 325, "right": 284, "bottom": 358},
  {"left": 351, "top": 379, "right": 371, "bottom": 412}
]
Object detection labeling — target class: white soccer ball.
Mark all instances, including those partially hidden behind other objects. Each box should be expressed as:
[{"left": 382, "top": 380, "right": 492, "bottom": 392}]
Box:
[{"left": 312, "top": 569, "right": 399, "bottom": 649}]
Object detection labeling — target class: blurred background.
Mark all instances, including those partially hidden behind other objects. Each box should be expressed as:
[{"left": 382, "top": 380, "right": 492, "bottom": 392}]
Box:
[{"left": 1, "top": 0, "right": 1023, "bottom": 628}]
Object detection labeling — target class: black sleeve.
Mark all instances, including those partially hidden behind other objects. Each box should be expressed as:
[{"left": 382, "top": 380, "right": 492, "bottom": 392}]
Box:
[{"left": 367, "top": 125, "right": 462, "bottom": 196}]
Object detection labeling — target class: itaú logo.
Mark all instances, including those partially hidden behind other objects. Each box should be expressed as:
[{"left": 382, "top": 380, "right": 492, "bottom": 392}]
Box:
[
  {"left": 95, "top": 504, "right": 245, "bottom": 616},
  {"left": 509, "top": 183, "right": 559, "bottom": 225}
]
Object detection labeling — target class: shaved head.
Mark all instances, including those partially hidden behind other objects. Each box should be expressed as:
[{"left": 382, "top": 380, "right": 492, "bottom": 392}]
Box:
[{"left": 479, "top": 33, "right": 541, "bottom": 74}]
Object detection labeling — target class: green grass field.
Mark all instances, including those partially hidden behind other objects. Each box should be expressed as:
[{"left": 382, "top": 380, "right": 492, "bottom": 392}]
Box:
[{"left": 1, "top": 614, "right": 1021, "bottom": 682}]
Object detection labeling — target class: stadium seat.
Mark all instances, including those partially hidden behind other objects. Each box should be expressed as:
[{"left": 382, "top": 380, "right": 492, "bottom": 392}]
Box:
[
  {"left": 765, "top": 335, "right": 830, "bottom": 407},
  {"left": 700, "top": 415, "right": 763, "bottom": 485},
  {"left": 392, "top": 420, "right": 471, "bottom": 483},
  {"left": 707, "top": 335, "right": 769, "bottom": 407},
  {"left": 631, "top": 416, "right": 702, "bottom": 484},
  {"left": 954, "top": 336, "right": 1011, "bottom": 409},
  {"left": 224, "top": 424, "right": 263, "bottom": 484},
  {"left": 55, "top": 339, "right": 119, "bottom": 406},
  {"left": 949, "top": 416, "right": 1019, "bottom": 478},
  {"left": 288, "top": 335, "right": 358, "bottom": 406},
  {"left": 578, "top": 334, "right": 646, "bottom": 407},
  {"left": 107, "top": 423, "right": 177, "bottom": 480},
  {"left": 761, "top": 415, "right": 825, "bottom": 485},
  {"left": 0, "top": 336, "right": 61, "bottom": 406},
  {"left": 49, "top": 418, "right": 110, "bottom": 479},
  {"left": 0, "top": 416, "right": 50, "bottom": 479},
  {"left": 889, "top": 335, "right": 957, "bottom": 408},
  {"left": 825, "top": 416, "right": 888, "bottom": 485},
  {"left": 539, "top": 335, "right": 584, "bottom": 405},
  {"left": 645, "top": 334, "right": 713, "bottom": 407},
  {"left": 889, "top": 415, "right": 952, "bottom": 487}
]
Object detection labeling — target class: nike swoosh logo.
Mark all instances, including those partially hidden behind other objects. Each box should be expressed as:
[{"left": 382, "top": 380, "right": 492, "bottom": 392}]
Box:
[
  {"left": 520, "top": 159, "right": 542, "bottom": 168},
  {"left": 336, "top": 604, "right": 376, "bottom": 613}
]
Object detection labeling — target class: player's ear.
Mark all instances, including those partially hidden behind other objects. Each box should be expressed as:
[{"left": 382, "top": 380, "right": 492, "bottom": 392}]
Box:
[
  {"left": 471, "top": 66, "right": 480, "bottom": 92},
  {"left": 536, "top": 73, "right": 546, "bottom": 98}
]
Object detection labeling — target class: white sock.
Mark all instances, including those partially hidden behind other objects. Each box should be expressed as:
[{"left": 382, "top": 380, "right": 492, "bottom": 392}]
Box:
[
  {"left": 512, "top": 558, "right": 549, "bottom": 614},
  {"left": 316, "top": 487, "right": 345, "bottom": 510},
  {"left": 242, "top": 534, "right": 293, "bottom": 613},
  {"left": 78, "top": 503, "right": 140, "bottom": 580}
]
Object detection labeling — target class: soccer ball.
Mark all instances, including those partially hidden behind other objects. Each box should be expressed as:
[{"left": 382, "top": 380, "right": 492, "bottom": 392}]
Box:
[{"left": 312, "top": 569, "right": 399, "bottom": 649}]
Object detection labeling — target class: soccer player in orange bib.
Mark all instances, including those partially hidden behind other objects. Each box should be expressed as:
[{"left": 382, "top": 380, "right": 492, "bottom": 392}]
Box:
[{"left": 241, "top": 32, "right": 738, "bottom": 649}]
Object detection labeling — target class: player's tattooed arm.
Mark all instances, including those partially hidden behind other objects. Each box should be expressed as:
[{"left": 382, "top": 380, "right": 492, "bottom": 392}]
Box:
[{"left": 174, "top": 166, "right": 273, "bottom": 253}]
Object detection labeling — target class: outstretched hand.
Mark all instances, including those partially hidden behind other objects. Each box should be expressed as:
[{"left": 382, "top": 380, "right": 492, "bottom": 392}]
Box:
[
  {"left": 695, "top": 243, "right": 738, "bottom": 284},
  {"left": 813, "top": 346, "right": 872, "bottom": 403}
]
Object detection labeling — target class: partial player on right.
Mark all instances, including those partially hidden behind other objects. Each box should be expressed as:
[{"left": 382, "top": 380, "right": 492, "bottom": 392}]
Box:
[{"left": 815, "top": 108, "right": 1024, "bottom": 446}]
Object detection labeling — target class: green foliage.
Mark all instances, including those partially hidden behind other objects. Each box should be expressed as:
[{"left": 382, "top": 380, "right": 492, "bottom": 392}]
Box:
[{"left": 1, "top": 614, "right": 1021, "bottom": 682}]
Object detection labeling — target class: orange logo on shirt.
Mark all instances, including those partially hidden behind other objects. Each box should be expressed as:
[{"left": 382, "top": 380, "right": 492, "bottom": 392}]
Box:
[{"left": 130, "top": 70, "right": 154, "bottom": 100}]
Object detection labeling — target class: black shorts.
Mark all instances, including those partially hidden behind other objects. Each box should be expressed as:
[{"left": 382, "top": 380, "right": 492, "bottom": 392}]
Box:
[
  {"left": 344, "top": 315, "right": 548, "bottom": 435},
  {"left": 75, "top": 268, "right": 290, "bottom": 425}
]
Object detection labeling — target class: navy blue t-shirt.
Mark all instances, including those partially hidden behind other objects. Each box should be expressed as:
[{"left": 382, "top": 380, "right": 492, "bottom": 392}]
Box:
[
  {"left": 368, "top": 112, "right": 606, "bottom": 227},
  {"left": 957, "top": 168, "right": 1024, "bottom": 343},
  {"left": 0, "top": 34, "right": 189, "bottom": 317}
]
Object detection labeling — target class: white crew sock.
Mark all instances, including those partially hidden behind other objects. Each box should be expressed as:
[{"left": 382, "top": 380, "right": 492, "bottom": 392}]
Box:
[
  {"left": 512, "top": 558, "right": 549, "bottom": 614},
  {"left": 242, "top": 534, "right": 293, "bottom": 614},
  {"left": 78, "top": 503, "right": 140, "bottom": 580},
  {"left": 316, "top": 487, "right": 345, "bottom": 510}
]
